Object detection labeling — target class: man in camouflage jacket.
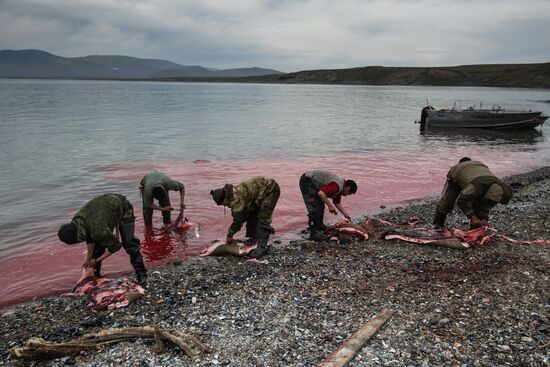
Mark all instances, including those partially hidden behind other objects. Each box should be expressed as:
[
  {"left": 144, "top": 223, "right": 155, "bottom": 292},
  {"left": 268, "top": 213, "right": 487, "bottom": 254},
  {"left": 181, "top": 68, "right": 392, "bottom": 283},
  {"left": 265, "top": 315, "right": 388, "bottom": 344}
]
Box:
[
  {"left": 57, "top": 193, "right": 147, "bottom": 286},
  {"left": 433, "top": 157, "right": 513, "bottom": 229},
  {"left": 210, "top": 177, "right": 280, "bottom": 259}
]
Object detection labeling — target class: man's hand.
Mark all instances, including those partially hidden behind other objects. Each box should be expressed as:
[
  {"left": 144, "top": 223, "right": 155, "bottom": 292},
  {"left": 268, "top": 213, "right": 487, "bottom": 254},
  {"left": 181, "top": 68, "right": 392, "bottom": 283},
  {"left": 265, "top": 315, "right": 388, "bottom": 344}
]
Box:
[
  {"left": 328, "top": 205, "right": 337, "bottom": 215},
  {"left": 470, "top": 215, "right": 483, "bottom": 229},
  {"left": 83, "top": 258, "right": 98, "bottom": 269},
  {"left": 344, "top": 215, "right": 352, "bottom": 222},
  {"left": 161, "top": 206, "right": 174, "bottom": 212},
  {"left": 226, "top": 235, "right": 235, "bottom": 245},
  {"left": 180, "top": 202, "right": 186, "bottom": 210}
]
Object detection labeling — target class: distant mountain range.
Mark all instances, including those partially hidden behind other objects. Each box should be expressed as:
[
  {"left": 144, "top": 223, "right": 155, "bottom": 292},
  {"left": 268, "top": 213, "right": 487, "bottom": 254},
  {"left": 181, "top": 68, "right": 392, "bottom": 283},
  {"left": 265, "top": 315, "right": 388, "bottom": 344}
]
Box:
[
  {"left": 2, "top": 49, "right": 549, "bottom": 89},
  {"left": 0, "top": 49, "right": 283, "bottom": 79}
]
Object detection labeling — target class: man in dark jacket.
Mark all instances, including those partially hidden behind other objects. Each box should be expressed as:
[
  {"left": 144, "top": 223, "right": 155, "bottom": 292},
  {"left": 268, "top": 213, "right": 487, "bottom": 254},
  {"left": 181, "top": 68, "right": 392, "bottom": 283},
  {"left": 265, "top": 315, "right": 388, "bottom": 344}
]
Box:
[
  {"left": 57, "top": 193, "right": 147, "bottom": 286},
  {"left": 139, "top": 171, "right": 185, "bottom": 227},
  {"left": 299, "top": 170, "right": 357, "bottom": 241},
  {"left": 210, "top": 177, "right": 280, "bottom": 259},
  {"left": 433, "top": 157, "right": 513, "bottom": 229}
]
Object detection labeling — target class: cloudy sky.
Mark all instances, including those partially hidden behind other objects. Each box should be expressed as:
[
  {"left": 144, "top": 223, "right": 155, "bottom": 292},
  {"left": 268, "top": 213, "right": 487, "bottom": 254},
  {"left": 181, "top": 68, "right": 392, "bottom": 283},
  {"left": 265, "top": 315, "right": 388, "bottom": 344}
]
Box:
[{"left": 1, "top": 0, "right": 549, "bottom": 72}]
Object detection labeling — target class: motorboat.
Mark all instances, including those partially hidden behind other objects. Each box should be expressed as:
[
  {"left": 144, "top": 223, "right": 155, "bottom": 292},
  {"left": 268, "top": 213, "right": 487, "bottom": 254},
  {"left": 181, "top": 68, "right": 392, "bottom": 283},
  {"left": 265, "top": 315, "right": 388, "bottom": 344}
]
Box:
[{"left": 418, "top": 103, "right": 548, "bottom": 130}]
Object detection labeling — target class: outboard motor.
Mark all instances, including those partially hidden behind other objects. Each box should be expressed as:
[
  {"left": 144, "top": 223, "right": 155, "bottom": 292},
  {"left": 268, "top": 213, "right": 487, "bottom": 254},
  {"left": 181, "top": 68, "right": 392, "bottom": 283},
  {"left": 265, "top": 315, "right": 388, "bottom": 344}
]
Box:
[
  {"left": 419, "top": 105, "right": 434, "bottom": 131},
  {"left": 419, "top": 106, "right": 429, "bottom": 131}
]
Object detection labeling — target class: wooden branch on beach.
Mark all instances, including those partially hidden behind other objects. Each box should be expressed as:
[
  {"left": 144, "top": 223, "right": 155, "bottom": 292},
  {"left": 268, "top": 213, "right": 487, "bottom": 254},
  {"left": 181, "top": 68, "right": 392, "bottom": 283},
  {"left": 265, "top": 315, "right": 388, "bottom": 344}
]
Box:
[
  {"left": 319, "top": 308, "right": 394, "bottom": 367},
  {"left": 10, "top": 326, "right": 208, "bottom": 360}
]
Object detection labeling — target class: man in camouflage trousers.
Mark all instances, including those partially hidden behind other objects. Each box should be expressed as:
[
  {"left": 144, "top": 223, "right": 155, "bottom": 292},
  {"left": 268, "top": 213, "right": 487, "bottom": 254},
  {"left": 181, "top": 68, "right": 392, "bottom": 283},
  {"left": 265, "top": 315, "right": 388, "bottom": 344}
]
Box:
[
  {"left": 210, "top": 177, "right": 280, "bottom": 259},
  {"left": 433, "top": 157, "right": 513, "bottom": 229},
  {"left": 57, "top": 193, "right": 147, "bottom": 286}
]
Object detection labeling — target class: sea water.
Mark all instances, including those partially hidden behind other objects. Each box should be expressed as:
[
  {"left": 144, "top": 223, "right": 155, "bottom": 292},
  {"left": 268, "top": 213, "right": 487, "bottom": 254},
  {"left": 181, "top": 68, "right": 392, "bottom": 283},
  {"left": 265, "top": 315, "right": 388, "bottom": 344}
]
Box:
[{"left": 1, "top": 79, "right": 549, "bottom": 306}]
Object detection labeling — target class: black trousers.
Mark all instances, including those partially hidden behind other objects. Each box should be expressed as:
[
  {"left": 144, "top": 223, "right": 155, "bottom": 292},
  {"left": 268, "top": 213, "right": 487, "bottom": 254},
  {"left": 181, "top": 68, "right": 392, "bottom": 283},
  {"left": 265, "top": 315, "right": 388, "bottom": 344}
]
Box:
[
  {"left": 142, "top": 192, "right": 171, "bottom": 226},
  {"left": 92, "top": 221, "right": 146, "bottom": 277},
  {"left": 299, "top": 174, "right": 325, "bottom": 229}
]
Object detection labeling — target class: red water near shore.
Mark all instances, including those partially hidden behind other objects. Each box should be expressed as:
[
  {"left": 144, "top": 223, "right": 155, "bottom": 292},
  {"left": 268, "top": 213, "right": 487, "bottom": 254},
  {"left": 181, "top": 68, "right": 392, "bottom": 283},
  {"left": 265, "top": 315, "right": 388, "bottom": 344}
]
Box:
[{"left": 0, "top": 150, "right": 540, "bottom": 308}]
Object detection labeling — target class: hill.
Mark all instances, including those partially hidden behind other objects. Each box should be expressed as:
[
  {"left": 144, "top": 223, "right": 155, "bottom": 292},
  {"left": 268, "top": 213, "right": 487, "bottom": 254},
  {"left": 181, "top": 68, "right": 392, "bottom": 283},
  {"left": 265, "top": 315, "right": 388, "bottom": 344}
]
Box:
[
  {"left": 241, "top": 63, "right": 550, "bottom": 88},
  {"left": 0, "top": 49, "right": 283, "bottom": 79}
]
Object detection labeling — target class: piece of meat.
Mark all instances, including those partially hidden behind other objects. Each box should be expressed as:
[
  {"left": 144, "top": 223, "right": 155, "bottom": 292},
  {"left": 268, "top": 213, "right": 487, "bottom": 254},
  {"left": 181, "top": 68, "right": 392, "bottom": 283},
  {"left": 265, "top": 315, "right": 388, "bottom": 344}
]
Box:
[
  {"left": 334, "top": 227, "right": 369, "bottom": 240},
  {"left": 175, "top": 221, "right": 200, "bottom": 240},
  {"left": 384, "top": 234, "right": 470, "bottom": 249},
  {"left": 362, "top": 217, "right": 418, "bottom": 239},
  {"left": 199, "top": 239, "right": 257, "bottom": 257},
  {"left": 363, "top": 217, "right": 548, "bottom": 248},
  {"left": 246, "top": 258, "right": 269, "bottom": 265},
  {"left": 358, "top": 217, "right": 491, "bottom": 248},
  {"left": 450, "top": 227, "right": 493, "bottom": 245},
  {"left": 330, "top": 220, "right": 369, "bottom": 240},
  {"left": 495, "top": 235, "right": 550, "bottom": 245},
  {"left": 67, "top": 268, "right": 145, "bottom": 310},
  {"left": 162, "top": 210, "right": 184, "bottom": 233},
  {"left": 163, "top": 212, "right": 200, "bottom": 239}
]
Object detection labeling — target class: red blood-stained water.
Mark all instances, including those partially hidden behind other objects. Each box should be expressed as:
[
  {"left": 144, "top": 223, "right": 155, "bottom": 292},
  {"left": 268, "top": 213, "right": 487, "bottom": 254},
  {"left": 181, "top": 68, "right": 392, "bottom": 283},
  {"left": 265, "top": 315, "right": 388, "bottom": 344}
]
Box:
[{"left": 0, "top": 151, "right": 540, "bottom": 308}]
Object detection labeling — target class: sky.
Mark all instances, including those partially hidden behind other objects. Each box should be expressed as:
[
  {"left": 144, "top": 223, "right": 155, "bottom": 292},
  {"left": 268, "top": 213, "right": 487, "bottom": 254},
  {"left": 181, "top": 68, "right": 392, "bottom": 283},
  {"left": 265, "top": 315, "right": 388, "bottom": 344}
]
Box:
[{"left": 1, "top": 0, "right": 549, "bottom": 73}]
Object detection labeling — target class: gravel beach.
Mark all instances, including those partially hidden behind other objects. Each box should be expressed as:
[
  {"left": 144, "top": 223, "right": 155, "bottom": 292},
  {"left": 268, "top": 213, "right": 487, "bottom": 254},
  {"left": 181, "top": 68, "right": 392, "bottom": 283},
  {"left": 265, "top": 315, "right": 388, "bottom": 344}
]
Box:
[{"left": 1, "top": 167, "right": 549, "bottom": 367}]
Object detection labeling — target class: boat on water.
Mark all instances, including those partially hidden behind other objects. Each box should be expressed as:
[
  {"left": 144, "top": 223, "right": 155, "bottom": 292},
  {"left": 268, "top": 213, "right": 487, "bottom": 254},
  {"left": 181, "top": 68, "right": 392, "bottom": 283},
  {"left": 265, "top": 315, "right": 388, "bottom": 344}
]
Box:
[{"left": 418, "top": 103, "right": 548, "bottom": 130}]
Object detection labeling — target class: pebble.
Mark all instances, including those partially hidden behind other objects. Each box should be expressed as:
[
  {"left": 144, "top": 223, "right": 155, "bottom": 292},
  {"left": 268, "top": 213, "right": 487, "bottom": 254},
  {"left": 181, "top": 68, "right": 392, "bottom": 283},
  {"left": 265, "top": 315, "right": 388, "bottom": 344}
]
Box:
[
  {"left": 496, "top": 345, "right": 511, "bottom": 352},
  {"left": 1, "top": 310, "right": 15, "bottom": 318}
]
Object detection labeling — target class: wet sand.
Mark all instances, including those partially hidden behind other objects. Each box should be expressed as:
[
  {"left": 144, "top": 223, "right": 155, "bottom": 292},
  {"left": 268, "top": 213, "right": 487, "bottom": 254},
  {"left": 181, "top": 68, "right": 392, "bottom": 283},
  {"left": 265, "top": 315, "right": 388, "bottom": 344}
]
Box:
[{"left": 1, "top": 167, "right": 549, "bottom": 367}]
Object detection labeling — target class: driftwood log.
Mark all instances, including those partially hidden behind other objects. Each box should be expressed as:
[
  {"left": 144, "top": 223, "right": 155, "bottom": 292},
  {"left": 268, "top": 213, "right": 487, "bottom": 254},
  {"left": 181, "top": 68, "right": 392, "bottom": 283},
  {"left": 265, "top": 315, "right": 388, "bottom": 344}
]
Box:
[
  {"left": 319, "top": 308, "right": 394, "bottom": 367},
  {"left": 10, "top": 326, "right": 209, "bottom": 360}
]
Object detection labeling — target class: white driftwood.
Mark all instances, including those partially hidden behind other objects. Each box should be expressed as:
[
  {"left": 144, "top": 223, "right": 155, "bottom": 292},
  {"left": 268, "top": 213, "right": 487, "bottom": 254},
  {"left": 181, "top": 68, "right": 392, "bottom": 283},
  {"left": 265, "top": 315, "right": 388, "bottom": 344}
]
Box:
[{"left": 319, "top": 308, "right": 394, "bottom": 367}]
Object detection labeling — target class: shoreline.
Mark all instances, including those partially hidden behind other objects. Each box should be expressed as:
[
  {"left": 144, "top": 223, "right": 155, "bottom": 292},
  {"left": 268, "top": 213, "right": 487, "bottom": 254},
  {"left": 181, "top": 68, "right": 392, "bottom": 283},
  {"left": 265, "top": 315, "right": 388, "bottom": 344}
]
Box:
[{"left": 1, "top": 166, "right": 549, "bottom": 366}]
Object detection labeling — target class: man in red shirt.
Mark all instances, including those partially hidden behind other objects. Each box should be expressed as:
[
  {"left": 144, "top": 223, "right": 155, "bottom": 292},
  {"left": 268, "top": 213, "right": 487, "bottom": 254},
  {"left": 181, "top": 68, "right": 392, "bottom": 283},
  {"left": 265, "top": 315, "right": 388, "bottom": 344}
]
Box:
[{"left": 299, "top": 170, "right": 357, "bottom": 241}]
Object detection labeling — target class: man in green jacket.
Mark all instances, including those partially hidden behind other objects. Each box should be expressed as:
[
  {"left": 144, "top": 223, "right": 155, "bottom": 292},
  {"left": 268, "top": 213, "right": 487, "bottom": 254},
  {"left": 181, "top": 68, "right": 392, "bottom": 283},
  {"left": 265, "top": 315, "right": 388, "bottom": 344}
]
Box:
[
  {"left": 433, "top": 157, "right": 513, "bottom": 229},
  {"left": 210, "top": 177, "right": 280, "bottom": 259},
  {"left": 57, "top": 193, "right": 147, "bottom": 286},
  {"left": 139, "top": 171, "right": 185, "bottom": 227}
]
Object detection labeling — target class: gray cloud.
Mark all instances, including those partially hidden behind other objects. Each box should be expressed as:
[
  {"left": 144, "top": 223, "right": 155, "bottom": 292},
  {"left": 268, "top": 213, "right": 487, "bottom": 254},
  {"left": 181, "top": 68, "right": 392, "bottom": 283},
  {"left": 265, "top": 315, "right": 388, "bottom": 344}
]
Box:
[{"left": 0, "top": 0, "right": 548, "bottom": 72}]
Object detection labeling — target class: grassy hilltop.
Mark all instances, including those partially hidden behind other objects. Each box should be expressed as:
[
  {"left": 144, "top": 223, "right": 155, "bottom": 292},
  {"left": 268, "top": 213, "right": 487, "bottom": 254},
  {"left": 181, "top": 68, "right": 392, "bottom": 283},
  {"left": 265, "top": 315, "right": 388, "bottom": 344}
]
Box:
[{"left": 165, "top": 62, "right": 550, "bottom": 89}]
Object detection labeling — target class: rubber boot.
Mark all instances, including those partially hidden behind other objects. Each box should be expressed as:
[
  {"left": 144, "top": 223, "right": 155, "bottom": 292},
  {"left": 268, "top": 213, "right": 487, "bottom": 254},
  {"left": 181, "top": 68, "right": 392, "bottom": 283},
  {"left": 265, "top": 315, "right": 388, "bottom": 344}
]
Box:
[
  {"left": 91, "top": 246, "right": 106, "bottom": 277},
  {"left": 249, "top": 237, "right": 269, "bottom": 259},
  {"left": 94, "top": 261, "right": 102, "bottom": 278},
  {"left": 244, "top": 237, "right": 257, "bottom": 245},
  {"left": 119, "top": 221, "right": 147, "bottom": 286},
  {"left": 129, "top": 249, "right": 147, "bottom": 287},
  {"left": 136, "top": 271, "right": 147, "bottom": 287},
  {"left": 432, "top": 210, "right": 447, "bottom": 229},
  {"left": 309, "top": 227, "right": 329, "bottom": 242}
]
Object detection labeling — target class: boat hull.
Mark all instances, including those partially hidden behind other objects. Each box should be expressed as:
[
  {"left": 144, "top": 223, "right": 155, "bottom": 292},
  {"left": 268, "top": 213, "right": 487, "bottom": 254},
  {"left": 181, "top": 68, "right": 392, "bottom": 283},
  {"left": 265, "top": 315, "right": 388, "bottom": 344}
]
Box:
[{"left": 426, "top": 110, "right": 547, "bottom": 130}]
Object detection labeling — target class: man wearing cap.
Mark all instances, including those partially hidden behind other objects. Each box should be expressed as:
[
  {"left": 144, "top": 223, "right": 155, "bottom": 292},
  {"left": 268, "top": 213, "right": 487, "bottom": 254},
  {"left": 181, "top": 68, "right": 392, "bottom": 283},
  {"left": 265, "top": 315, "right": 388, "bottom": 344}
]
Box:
[
  {"left": 57, "top": 193, "right": 147, "bottom": 286},
  {"left": 433, "top": 157, "right": 513, "bottom": 229},
  {"left": 299, "top": 170, "right": 358, "bottom": 241},
  {"left": 139, "top": 171, "right": 185, "bottom": 227},
  {"left": 210, "top": 177, "right": 280, "bottom": 259}
]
